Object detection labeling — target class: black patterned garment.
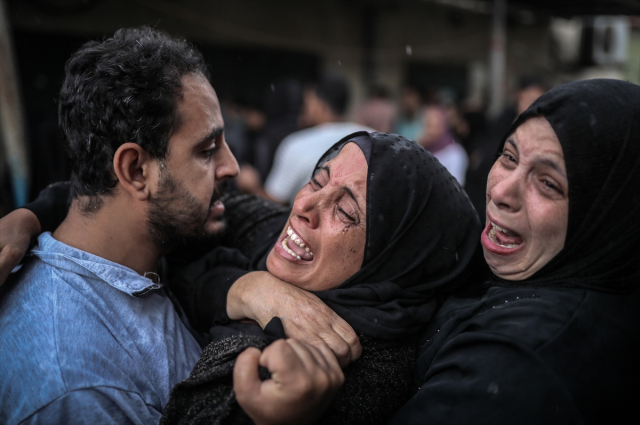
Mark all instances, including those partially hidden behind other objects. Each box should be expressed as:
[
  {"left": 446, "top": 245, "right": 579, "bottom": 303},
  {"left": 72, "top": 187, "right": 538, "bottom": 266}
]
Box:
[{"left": 163, "top": 132, "right": 482, "bottom": 424}]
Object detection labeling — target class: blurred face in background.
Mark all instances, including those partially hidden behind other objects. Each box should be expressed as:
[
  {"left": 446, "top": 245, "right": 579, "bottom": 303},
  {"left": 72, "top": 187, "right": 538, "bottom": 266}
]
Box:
[
  {"left": 400, "top": 87, "right": 422, "bottom": 118},
  {"left": 516, "top": 85, "right": 545, "bottom": 115},
  {"left": 300, "top": 87, "right": 324, "bottom": 128}
]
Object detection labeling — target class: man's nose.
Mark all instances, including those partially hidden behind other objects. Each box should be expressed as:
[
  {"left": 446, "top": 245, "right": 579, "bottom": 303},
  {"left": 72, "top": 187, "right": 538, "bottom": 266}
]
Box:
[{"left": 216, "top": 139, "right": 240, "bottom": 182}]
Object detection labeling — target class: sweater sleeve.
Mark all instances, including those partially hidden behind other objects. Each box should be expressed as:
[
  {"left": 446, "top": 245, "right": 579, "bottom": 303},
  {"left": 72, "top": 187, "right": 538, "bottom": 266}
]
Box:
[
  {"left": 319, "top": 336, "right": 417, "bottom": 425},
  {"left": 388, "top": 332, "right": 584, "bottom": 425},
  {"left": 169, "top": 247, "right": 252, "bottom": 332},
  {"left": 22, "top": 181, "right": 71, "bottom": 232}
]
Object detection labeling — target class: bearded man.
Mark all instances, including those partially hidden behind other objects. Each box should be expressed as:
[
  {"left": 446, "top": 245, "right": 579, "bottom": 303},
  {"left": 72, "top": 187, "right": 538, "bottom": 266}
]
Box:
[{"left": 0, "top": 27, "right": 342, "bottom": 425}]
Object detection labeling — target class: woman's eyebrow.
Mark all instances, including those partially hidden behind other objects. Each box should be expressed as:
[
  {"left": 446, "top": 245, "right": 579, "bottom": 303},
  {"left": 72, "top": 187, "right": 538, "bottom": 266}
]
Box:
[
  {"left": 538, "top": 158, "right": 567, "bottom": 178},
  {"left": 343, "top": 186, "right": 363, "bottom": 213},
  {"left": 506, "top": 138, "right": 518, "bottom": 152},
  {"left": 323, "top": 163, "right": 362, "bottom": 212}
]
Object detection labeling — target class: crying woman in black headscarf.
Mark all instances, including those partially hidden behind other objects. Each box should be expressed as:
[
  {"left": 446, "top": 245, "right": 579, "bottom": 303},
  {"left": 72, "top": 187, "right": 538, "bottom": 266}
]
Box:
[
  {"left": 390, "top": 79, "right": 640, "bottom": 425},
  {"left": 160, "top": 131, "right": 480, "bottom": 425}
]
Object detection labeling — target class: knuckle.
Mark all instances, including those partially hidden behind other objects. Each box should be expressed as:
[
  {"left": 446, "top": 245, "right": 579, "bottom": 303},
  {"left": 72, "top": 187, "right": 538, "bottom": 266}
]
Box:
[{"left": 327, "top": 338, "right": 349, "bottom": 358}]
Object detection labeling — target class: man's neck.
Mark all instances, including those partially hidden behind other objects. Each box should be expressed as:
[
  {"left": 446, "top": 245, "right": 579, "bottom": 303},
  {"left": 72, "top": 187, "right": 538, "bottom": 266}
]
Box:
[{"left": 52, "top": 196, "right": 162, "bottom": 276}]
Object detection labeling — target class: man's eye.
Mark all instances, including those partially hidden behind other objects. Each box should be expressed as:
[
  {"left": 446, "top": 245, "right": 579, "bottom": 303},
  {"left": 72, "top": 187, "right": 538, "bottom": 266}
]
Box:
[{"left": 202, "top": 146, "right": 217, "bottom": 158}]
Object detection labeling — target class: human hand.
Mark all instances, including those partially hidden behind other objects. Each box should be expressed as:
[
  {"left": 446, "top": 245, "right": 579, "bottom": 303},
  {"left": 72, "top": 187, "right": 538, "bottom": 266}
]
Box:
[
  {"left": 228, "top": 271, "right": 362, "bottom": 367},
  {"left": 234, "top": 339, "right": 344, "bottom": 425},
  {"left": 0, "top": 208, "right": 41, "bottom": 285}
]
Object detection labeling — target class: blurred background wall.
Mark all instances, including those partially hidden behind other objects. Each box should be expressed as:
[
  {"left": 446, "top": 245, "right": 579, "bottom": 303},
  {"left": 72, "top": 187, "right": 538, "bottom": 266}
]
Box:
[{"left": 0, "top": 0, "right": 639, "bottom": 216}]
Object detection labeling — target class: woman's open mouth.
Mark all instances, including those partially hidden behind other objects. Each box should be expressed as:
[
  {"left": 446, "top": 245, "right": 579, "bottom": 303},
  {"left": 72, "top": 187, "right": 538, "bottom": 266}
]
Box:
[
  {"left": 481, "top": 218, "right": 525, "bottom": 255},
  {"left": 278, "top": 225, "right": 314, "bottom": 262}
]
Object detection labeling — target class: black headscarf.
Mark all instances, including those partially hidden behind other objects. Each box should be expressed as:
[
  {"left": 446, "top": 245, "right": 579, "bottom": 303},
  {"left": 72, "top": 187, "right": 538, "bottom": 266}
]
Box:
[
  {"left": 312, "top": 131, "right": 481, "bottom": 339},
  {"left": 491, "top": 79, "right": 640, "bottom": 293}
]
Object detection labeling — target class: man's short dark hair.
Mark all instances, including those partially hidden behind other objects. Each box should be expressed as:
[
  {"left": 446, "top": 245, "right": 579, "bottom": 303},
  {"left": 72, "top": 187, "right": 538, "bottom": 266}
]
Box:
[
  {"left": 58, "top": 26, "right": 209, "bottom": 210},
  {"left": 314, "top": 74, "right": 350, "bottom": 117}
]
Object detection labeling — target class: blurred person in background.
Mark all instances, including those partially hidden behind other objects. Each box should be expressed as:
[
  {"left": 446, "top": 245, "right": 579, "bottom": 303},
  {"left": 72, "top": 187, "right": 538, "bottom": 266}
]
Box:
[
  {"left": 353, "top": 85, "right": 396, "bottom": 133},
  {"left": 237, "top": 74, "right": 371, "bottom": 205},
  {"left": 395, "top": 84, "right": 425, "bottom": 142},
  {"left": 417, "top": 103, "right": 468, "bottom": 185},
  {"left": 222, "top": 97, "right": 267, "bottom": 167},
  {"left": 252, "top": 79, "right": 303, "bottom": 181},
  {"left": 465, "top": 75, "right": 547, "bottom": 223}
]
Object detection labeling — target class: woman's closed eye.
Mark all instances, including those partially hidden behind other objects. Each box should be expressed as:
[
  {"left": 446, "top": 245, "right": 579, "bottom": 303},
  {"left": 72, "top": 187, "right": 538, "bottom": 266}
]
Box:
[
  {"left": 310, "top": 176, "right": 360, "bottom": 224},
  {"left": 336, "top": 204, "right": 358, "bottom": 224}
]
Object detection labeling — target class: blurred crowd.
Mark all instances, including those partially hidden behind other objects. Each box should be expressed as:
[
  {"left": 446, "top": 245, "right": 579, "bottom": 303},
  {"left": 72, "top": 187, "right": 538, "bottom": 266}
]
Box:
[{"left": 224, "top": 73, "right": 547, "bottom": 222}]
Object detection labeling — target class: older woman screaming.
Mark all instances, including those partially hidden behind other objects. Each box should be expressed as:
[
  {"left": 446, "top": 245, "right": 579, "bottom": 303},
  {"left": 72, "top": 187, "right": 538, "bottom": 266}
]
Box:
[
  {"left": 390, "top": 79, "right": 640, "bottom": 425},
  {"left": 160, "top": 131, "right": 480, "bottom": 424}
]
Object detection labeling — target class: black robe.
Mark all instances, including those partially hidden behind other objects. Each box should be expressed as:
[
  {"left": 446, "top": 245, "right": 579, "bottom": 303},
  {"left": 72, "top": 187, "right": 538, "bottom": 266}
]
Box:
[{"left": 392, "top": 79, "right": 640, "bottom": 424}]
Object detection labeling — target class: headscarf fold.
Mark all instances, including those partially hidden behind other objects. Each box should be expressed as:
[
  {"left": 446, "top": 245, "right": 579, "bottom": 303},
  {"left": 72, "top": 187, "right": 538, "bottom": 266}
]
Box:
[
  {"left": 313, "top": 131, "right": 481, "bottom": 339},
  {"left": 491, "top": 79, "right": 640, "bottom": 293}
]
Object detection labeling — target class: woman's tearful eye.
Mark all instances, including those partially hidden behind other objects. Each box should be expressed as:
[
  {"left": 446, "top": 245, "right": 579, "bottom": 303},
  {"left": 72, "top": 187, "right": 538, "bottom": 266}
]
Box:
[{"left": 336, "top": 205, "right": 357, "bottom": 224}]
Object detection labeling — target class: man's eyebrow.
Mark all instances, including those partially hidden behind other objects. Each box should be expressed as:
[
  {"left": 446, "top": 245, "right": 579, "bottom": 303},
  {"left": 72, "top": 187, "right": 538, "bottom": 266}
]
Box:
[
  {"left": 322, "top": 165, "right": 331, "bottom": 178},
  {"left": 195, "top": 127, "right": 224, "bottom": 148}
]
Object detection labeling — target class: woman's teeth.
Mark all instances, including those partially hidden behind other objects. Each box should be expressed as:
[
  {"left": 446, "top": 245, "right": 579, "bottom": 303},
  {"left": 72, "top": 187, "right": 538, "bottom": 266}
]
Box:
[
  {"left": 489, "top": 221, "right": 521, "bottom": 248},
  {"left": 283, "top": 226, "right": 313, "bottom": 260}
]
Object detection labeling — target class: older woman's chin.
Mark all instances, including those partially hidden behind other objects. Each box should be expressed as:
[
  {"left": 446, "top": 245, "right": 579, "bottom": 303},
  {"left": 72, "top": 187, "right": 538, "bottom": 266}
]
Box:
[{"left": 483, "top": 249, "right": 558, "bottom": 281}]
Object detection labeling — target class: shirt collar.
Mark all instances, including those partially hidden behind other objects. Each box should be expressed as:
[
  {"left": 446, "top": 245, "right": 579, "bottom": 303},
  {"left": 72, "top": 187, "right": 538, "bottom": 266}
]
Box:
[{"left": 31, "top": 233, "right": 163, "bottom": 297}]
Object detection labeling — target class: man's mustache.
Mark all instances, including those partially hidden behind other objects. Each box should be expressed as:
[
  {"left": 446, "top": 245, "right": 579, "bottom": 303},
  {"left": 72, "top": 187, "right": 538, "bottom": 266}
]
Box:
[{"left": 208, "top": 180, "right": 230, "bottom": 209}]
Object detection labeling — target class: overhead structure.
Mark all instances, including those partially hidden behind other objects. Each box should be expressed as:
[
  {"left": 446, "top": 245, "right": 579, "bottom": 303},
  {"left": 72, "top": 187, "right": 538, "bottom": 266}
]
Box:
[{"left": 504, "top": 0, "right": 640, "bottom": 17}]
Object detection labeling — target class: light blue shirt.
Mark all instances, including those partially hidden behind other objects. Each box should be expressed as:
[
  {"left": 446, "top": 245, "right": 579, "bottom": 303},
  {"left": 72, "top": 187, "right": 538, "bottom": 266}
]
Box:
[{"left": 0, "top": 233, "right": 202, "bottom": 424}]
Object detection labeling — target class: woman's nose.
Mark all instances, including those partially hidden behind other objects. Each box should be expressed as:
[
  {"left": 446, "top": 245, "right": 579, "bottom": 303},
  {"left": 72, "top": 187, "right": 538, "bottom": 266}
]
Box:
[
  {"left": 292, "top": 190, "right": 321, "bottom": 229},
  {"left": 488, "top": 170, "right": 522, "bottom": 212}
]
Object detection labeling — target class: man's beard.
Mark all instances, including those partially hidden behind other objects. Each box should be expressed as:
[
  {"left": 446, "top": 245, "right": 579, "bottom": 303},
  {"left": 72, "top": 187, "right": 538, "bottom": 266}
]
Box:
[{"left": 146, "top": 168, "right": 226, "bottom": 249}]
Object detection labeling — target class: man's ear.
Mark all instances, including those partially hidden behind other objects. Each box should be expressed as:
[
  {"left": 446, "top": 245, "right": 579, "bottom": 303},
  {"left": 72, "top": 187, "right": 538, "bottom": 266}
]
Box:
[{"left": 113, "top": 143, "right": 156, "bottom": 201}]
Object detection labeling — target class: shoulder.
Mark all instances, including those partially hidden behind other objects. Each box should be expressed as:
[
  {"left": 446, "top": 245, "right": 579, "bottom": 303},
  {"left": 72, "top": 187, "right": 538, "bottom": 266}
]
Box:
[
  {"left": 398, "top": 289, "right": 586, "bottom": 425},
  {"left": 420, "top": 287, "right": 586, "bottom": 361},
  {"left": 405, "top": 286, "right": 640, "bottom": 424}
]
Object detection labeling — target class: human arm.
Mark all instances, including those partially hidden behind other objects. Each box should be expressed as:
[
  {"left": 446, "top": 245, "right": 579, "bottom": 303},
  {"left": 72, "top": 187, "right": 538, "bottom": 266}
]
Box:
[
  {"left": 228, "top": 271, "right": 361, "bottom": 367},
  {"left": 168, "top": 244, "right": 361, "bottom": 368},
  {"left": 0, "top": 182, "right": 70, "bottom": 285},
  {"left": 318, "top": 336, "right": 417, "bottom": 425},
  {"left": 234, "top": 338, "right": 344, "bottom": 425}
]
